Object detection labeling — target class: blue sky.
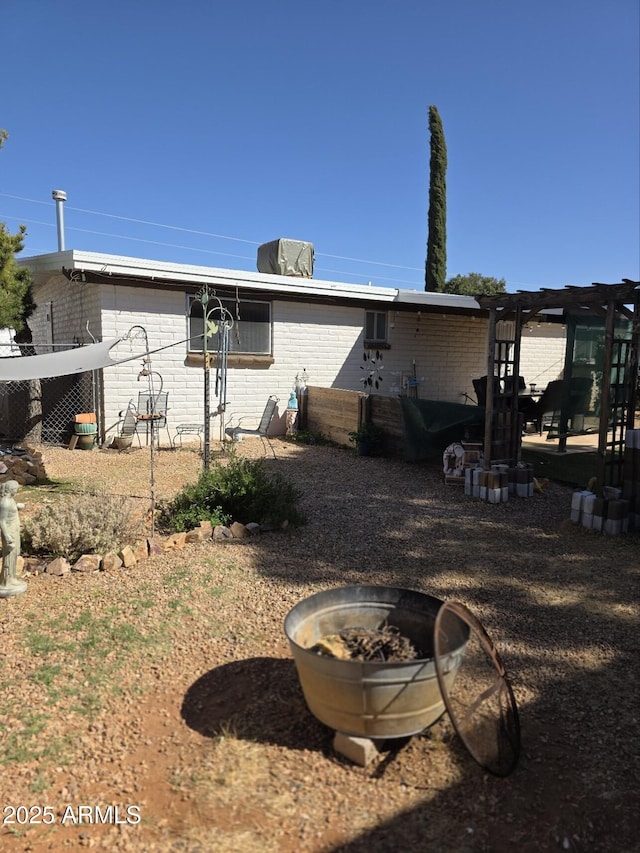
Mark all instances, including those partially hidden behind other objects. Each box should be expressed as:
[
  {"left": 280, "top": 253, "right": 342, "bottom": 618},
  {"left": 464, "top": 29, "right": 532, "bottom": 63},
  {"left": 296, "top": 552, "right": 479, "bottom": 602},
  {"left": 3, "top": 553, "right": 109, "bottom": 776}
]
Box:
[{"left": 2, "top": 0, "right": 639, "bottom": 292}]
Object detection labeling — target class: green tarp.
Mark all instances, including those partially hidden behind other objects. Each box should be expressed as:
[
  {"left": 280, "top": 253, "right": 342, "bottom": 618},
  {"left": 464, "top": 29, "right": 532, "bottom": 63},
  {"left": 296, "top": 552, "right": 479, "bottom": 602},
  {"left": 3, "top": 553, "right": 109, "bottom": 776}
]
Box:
[{"left": 400, "top": 398, "right": 485, "bottom": 462}]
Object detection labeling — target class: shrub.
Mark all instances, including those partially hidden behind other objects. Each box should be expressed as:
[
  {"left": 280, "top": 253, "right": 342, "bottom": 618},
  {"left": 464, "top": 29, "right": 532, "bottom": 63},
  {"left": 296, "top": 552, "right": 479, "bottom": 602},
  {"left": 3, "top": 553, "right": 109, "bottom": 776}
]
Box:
[
  {"left": 348, "top": 422, "right": 385, "bottom": 456},
  {"left": 158, "top": 452, "right": 306, "bottom": 532},
  {"left": 22, "top": 494, "right": 141, "bottom": 561},
  {"left": 287, "top": 429, "right": 329, "bottom": 446}
]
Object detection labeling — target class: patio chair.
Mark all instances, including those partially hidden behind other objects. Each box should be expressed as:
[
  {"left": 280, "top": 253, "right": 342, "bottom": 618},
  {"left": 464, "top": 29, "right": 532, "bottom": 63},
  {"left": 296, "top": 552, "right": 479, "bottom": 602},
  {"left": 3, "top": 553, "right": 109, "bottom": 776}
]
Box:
[
  {"left": 225, "top": 395, "right": 279, "bottom": 458},
  {"left": 534, "top": 378, "right": 592, "bottom": 436},
  {"left": 135, "top": 391, "right": 171, "bottom": 447},
  {"left": 107, "top": 399, "right": 141, "bottom": 451},
  {"left": 472, "top": 375, "right": 506, "bottom": 406}
]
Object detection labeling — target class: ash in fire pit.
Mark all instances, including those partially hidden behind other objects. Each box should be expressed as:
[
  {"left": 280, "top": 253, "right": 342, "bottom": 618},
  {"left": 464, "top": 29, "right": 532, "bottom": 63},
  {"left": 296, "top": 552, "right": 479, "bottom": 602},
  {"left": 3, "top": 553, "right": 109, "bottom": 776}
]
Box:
[{"left": 311, "top": 623, "right": 421, "bottom": 662}]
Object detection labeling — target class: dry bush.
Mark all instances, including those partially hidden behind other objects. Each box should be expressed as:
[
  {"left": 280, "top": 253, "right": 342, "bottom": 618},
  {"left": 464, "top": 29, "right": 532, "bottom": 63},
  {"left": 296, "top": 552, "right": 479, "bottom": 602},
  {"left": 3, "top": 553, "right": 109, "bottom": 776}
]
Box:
[{"left": 22, "top": 493, "right": 142, "bottom": 561}]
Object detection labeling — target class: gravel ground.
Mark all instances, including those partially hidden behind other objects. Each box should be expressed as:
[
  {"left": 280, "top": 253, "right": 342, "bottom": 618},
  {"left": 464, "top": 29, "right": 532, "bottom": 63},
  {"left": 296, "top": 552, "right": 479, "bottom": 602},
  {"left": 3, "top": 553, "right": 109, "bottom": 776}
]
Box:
[{"left": 0, "top": 438, "right": 638, "bottom": 853}]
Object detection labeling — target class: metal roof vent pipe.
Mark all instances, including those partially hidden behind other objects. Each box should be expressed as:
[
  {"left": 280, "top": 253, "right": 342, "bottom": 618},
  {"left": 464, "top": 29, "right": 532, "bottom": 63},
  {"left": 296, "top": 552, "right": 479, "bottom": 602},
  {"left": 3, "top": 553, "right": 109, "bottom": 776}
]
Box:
[{"left": 52, "top": 189, "right": 67, "bottom": 251}]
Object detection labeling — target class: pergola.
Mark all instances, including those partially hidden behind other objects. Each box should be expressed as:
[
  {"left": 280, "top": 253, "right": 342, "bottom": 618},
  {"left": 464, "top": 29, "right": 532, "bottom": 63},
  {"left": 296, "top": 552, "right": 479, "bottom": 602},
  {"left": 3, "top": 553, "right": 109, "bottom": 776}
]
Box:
[{"left": 476, "top": 279, "right": 640, "bottom": 489}]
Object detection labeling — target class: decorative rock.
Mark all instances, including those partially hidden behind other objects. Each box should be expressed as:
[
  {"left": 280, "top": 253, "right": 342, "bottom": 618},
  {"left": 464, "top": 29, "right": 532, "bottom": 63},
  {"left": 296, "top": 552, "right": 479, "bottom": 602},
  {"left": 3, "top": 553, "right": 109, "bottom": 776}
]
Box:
[
  {"left": 230, "top": 521, "right": 251, "bottom": 539},
  {"left": 72, "top": 554, "right": 102, "bottom": 573},
  {"left": 119, "top": 545, "right": 136, "bottom": 568},
  {"left": 0, "top": 446, "right": 48, "bottom": 486},
  {"left": 213, "top": 525, "right": 233, "bottom": 540},
  {"left": 133, "top": 540, "right": 148, "bottom": 562},
  {"left": 7, "top": 459, "right": 28, "bottom": 475},
  {"left": 165, "top": 532, "right": 187, "bottom": 550},
  {"left": 101, "top": 551, "right": 123, "bottom": 572},
  {"left": 198, "top": 520, "right": 213, "bottom": 540},
  {"left": 147, "top": 538, "right": 164, "bottom": 556},
  {"left": 246, "top": 522, "right": 261, "bottom": 535},
  {"left": 185, "top": 528, "right": 205, "bottom": 543},
  {"left": 23, "top": 557, "right": 48, "bottom": 576},
  {"left": 46, "top": 557, "right": 71, "bottom": 576}
]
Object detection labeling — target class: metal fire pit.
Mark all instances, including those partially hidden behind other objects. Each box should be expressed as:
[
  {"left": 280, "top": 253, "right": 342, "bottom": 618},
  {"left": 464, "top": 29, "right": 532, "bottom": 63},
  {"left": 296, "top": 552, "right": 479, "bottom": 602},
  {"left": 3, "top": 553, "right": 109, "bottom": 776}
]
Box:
[{"left": 284, "top": 585, "right": 469, "bottom": 739}]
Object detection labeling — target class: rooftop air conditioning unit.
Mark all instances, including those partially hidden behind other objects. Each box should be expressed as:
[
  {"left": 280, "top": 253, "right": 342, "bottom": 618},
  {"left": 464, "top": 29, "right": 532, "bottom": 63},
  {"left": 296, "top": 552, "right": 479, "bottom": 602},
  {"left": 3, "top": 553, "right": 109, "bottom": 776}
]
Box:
[{"left": 257, "top": 239, "right": 314, "bottom": 277}]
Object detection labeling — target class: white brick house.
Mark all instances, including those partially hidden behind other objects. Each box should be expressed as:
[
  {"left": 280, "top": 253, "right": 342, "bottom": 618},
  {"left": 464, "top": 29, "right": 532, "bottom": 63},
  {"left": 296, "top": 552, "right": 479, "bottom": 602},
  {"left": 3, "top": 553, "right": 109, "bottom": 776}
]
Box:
[{"left": 18, "top": 249, "right": 564, "bottom": 443}]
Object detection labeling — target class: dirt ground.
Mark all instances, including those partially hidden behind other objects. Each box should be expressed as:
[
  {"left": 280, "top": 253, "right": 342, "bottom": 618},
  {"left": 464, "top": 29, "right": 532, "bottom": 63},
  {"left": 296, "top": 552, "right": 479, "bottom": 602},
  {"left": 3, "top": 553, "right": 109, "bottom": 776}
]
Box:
[{"left": 0, "top": 439, "right": 638, "bottom": 852}]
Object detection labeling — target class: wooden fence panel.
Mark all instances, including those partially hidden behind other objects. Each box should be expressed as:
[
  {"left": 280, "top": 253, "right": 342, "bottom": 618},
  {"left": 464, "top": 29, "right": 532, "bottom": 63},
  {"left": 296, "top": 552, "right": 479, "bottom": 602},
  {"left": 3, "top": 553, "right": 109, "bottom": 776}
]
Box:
[
  {"left": 370, "top": 395, "right": 405, "bottom": 458},
  {"left": 305, "top": 386, "right": 364, "bottom": 446},
  {"left": 304, "top": 387, "right": 406, "bottom": 457}
]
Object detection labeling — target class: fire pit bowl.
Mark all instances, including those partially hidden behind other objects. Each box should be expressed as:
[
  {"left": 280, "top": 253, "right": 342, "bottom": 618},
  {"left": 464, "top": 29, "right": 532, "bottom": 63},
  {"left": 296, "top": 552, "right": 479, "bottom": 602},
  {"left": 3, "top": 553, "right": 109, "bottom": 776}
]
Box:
[{"left": 284, "top": 585, "right": 469, "bottom": 739}]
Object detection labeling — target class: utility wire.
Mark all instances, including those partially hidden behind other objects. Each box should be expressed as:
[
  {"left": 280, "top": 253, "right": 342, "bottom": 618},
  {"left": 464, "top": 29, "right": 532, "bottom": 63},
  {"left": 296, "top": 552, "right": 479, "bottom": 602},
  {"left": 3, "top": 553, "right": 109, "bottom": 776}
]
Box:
[
  {"left": 0, "top": 192, "right": 422, "bottom": 271},
  {"left": 0, "top": 214, "right": 423, "bottom": 286},
  {"left": 1, "top": 192, "right": 559, "bottom": 289}
]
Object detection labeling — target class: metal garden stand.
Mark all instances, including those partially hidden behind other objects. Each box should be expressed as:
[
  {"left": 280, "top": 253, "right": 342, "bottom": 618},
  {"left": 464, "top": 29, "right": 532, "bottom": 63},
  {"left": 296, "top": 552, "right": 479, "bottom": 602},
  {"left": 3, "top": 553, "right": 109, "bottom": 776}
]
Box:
[{"left": 193, "top": 285, "right": 234, "bottom": 470}]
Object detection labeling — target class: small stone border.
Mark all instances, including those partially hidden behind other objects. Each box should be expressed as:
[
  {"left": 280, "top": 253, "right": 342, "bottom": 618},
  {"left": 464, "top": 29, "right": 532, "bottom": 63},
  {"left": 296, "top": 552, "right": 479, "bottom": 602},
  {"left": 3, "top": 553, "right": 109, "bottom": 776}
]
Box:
[{"left": 18, "top": 519, "right": 276, "bottom": 579}]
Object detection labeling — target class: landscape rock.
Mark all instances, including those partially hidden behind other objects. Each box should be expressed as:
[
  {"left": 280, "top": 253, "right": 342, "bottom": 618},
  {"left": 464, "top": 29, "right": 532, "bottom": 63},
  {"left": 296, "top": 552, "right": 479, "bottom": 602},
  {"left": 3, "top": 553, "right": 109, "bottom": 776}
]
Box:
[
  {"left": 133, "top": 540, "right": 149, "bottom": 562},
  {"left": 101, "top": 551, "right": 123, "bottom": 572},
  {"left": 0, "top": 446, "right": 48, "bottom": 485},
  {"left": 246, "top": 522, "right": 261, "bottom": 535},
  {"left": 230, "top": 521, "right": 251, "bottom": 539},
  {"left": 147, "top": 538, "right": 164, "bottom": 556},
  {"left": 23, "top": 557, "right": 48, "bottom": 576},
  {"left": 213, "top": 525, "right": 233, "bottom": 540},
  {"left": 198, "top": 520, "right": 213, "bottom": 539},
  {"left": 120, "top": 545, "right": 136, "bottom": 568},
  {"left": 185, "top": 528, "right": 205, "bottom": 543},
  {"left": 46, "top": 557, "right": 71, "bottom": 576},
  {"left": 72, "top": 554, "right": 102, "bottom": 573},
  {"left": 165, "top": 532, "right": 187, "bottom": 550}
]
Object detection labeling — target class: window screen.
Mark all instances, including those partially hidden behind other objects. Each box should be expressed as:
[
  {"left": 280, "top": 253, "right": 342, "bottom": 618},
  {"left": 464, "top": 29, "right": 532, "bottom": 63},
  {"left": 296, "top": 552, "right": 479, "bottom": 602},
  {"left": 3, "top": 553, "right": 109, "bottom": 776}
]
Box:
[
  {"left": 365, "top": 310, "right": 387, "bottom": 343},
  {"left": 189, "top": 297, "right": 271, "bottom": 355}
]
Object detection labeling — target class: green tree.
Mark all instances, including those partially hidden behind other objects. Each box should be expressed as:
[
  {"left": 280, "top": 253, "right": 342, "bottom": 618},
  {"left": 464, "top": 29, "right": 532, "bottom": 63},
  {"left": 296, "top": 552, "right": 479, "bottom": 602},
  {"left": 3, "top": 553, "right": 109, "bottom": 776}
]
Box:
[
  {"left": 446, "top": 272, "right": 507, "bottom": 296},
  {"left": 0, "top": 131, "right": 35, "bottom": 332},
  {"left": 0, "top": 223, "right": 35, "bottom": 332},
  {"left": 1, "top": 129, "right": 40, "bottom": 442},
  {"left": 425, "top": 105, "right": 447, "bottom": 292}
]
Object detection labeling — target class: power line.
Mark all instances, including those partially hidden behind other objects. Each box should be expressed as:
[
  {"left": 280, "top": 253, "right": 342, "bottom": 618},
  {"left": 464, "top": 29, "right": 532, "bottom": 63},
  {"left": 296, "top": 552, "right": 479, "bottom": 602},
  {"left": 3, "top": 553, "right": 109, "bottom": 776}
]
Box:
[
  {"left": 0, "top": 214, "right": 423, "bottom": 286},
  {"left": 0, "top": 192, "right": 423, "bottom": 272},
  {"left": 1, "top": 192, "right": 562, "bottom": 289}
]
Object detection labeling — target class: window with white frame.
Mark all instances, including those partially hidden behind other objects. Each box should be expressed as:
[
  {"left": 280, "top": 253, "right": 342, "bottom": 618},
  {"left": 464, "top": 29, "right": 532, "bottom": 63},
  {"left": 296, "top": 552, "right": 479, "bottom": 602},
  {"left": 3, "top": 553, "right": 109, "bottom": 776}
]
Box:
[
  {"left": 365, "top": 310, "right": 388, "bottom": 345},
  {"left": 188, "top": 296, "right": 271, "bottom": 355}
]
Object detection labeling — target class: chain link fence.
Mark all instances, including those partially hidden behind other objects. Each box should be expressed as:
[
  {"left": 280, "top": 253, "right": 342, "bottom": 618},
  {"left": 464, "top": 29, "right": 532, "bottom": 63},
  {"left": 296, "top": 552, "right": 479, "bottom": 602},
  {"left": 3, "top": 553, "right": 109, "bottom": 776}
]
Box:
[{"left": 0, "top": 372, "right": 98, "bottom": 446}]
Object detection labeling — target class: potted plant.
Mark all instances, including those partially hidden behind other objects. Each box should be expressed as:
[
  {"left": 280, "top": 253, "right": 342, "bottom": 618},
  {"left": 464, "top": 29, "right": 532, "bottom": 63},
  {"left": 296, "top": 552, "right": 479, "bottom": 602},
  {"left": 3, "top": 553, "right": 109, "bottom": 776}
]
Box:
[{"left": 348, "top": 422, "right": 385, "bottom": 457}]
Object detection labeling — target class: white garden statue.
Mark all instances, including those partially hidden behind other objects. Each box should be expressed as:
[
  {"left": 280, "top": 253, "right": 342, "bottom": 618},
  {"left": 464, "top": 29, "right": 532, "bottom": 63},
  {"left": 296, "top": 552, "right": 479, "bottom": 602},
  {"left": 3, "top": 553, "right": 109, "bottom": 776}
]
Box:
[{"left": 0, "top": 480, "right": 27, "bottom": 597}]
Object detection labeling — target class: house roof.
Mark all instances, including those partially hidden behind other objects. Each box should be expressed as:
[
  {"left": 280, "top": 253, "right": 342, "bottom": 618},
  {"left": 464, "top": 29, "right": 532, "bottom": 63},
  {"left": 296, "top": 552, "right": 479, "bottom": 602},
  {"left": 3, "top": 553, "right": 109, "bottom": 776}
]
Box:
[{"left": 21, "top": 250, "right": 486, "bottom": 316}]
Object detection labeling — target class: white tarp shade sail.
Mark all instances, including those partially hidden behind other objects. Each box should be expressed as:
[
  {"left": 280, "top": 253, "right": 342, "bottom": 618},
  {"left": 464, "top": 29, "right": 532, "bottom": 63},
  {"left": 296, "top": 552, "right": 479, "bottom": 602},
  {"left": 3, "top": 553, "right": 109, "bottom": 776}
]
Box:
[{"left": 0, "top": 338, "right": 122, "bottom": 381}]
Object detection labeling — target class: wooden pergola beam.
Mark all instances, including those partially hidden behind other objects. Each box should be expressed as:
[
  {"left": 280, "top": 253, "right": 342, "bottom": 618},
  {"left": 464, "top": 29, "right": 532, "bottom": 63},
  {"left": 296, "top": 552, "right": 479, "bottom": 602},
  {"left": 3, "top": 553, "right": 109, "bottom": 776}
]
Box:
[{"left": 477, "top": 281, "right": 639, "bottom": 313}]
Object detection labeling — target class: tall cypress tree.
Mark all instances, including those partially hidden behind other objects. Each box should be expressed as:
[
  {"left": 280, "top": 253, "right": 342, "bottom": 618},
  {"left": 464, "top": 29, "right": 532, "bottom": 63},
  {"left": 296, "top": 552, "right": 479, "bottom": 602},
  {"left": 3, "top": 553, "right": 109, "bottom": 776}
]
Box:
[{"left": 425, "top": 106, "right": 447, "bottom": 292}]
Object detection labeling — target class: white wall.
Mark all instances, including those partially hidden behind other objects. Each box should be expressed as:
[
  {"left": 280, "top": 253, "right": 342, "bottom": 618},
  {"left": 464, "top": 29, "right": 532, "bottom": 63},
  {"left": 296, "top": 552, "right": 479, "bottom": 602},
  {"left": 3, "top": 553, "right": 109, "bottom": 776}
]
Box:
[
  {"left": 385, "top": 311, "right": 488, "bottom": 403},
  {"left": 520, "top": 323, "right": 566, "bottom": 389},
  {"left": 29, "top": 274, "right": 568, "bottom": 441},
  {"left": 100, "top": 287, "right": 373, "bottom": 438},
  {"left": 99, "top": 290, "right": 492, "bottom": 438},
  {"left": 29, "top": 274, "right": 102, "bottom": 348}
]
